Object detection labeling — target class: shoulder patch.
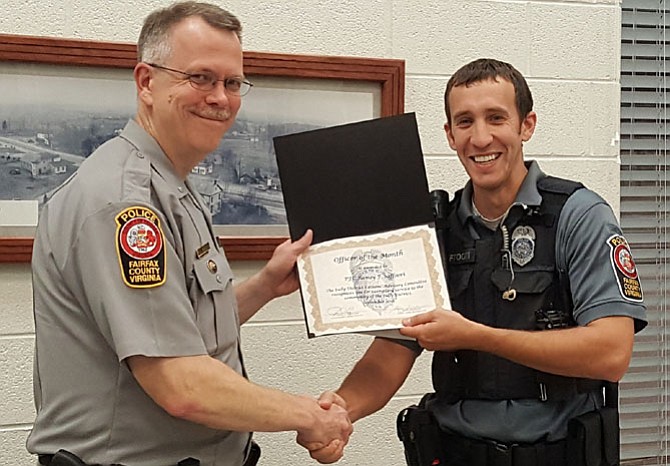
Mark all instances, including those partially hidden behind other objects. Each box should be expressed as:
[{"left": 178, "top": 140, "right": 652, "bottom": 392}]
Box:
[
  {"left": 607, "top": 234, "right": 643, "bottom": 302},
  {"left": 115, "top": 206, "right": 166, "bottom": 288}
]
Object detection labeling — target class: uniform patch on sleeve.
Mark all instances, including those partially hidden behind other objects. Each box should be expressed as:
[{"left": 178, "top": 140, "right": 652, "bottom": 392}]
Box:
[
  {"left": 607, "top": 234, "right": 643, "bottom": 302},
  {"left": 115, "top": 206, "right": 166, "bottom": 288}
]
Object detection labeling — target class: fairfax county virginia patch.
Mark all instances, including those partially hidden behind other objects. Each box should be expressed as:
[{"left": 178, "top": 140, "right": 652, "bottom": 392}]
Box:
[
  {"left": 115, "top": 206, "right": 166, "bottom": 288},
  {"left": 607, "top": 234, "right": 643, "bottom": 302}
]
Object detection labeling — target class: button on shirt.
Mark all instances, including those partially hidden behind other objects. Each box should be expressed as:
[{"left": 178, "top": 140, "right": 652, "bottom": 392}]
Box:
[{"left": 28, "top": 120, "right": 250, "bottom": 465}]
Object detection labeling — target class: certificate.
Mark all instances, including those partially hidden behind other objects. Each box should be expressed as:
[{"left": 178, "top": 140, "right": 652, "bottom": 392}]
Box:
[
  {"left": 274, "top": 113, "right": 445, "bottom": 339},
  {"left": 298, "top": 224, "right": 450, "bottom": 338}
]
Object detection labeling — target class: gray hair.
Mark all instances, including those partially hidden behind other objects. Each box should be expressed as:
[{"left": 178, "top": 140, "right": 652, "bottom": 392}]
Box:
[{"left": 138, "top": 1, "right": 242, "bottom": 63}]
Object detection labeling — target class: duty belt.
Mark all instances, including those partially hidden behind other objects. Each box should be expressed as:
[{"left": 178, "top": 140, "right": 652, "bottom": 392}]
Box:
[
  {"left": 38, "top": 440, "right": 260, "bottom": 466},
  {"left": 38, "top": 452, "right": 199, "bottom": 466},
  {"left": 442, "top": 431, "right": 567, "bottom": 466}
]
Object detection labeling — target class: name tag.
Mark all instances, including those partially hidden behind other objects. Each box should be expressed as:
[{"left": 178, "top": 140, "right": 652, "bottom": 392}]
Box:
[{"left": 448, "top": 249, "right": 475, "bottom": 265}]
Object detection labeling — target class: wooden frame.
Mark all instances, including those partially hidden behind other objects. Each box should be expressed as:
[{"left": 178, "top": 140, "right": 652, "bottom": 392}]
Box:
[{"left": 0, "top": 34, "right": 404, "bottom": 262}]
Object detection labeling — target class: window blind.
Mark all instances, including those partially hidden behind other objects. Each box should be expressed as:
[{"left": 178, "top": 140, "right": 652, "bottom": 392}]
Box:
[{"left": 621, "top": 1, "right": 669, "bottom": 463}]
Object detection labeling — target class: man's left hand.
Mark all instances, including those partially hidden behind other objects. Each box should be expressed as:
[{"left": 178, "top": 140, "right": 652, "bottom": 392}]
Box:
[
  {"left": 260, "top": 229, "right": 313, "bottom": 298},
  {"left": 399, "top": 309, "right": 481, "bottom": 351}
]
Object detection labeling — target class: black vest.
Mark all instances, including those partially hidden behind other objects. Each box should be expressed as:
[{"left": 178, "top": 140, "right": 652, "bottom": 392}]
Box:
[{"left": 432, "top": 176, "right": 601, "bottom": 402}]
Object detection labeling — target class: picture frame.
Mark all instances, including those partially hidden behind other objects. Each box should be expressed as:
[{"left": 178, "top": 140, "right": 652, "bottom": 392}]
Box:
[{"left": 0, "top": 33, "right": 404, "bottom": 263}]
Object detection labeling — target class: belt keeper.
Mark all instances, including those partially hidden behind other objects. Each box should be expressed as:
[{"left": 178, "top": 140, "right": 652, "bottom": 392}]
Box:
[{"left": 488, "top": 441, "right": 513, "bottom": 466}]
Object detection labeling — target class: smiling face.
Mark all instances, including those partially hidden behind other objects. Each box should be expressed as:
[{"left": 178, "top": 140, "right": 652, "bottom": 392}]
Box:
[
  {"left": 134, "top": 16, "right": 243, "bottom": 177},
  {"left": 444, "top": 78, "right": 536, "bottom": 211}
]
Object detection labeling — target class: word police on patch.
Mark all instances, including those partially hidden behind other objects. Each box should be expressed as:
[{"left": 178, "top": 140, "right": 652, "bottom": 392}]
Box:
[
  {"left": 115, "top": 206, "right": 166, "bottom": 288},
  {"left": 607, "top": 234, "right": 643, "bottom": 302}
]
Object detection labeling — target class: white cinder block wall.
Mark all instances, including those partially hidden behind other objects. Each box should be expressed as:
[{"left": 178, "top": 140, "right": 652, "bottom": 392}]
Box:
[{"left": 0, "top": 1, "right": 621, "bottom": 464}]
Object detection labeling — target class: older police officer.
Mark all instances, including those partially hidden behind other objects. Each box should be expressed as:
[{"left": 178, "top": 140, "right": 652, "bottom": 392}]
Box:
[{"left": 27, "top": 3, "right": 351, "bottom": 465}]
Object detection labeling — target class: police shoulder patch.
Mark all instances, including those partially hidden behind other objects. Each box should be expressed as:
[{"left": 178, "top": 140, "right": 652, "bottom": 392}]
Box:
[
  {"left": 607, "top": 234, "right": 643, "bottom": 302},
  {"left": 115, "top": 206, "right": 166, "bottom": 288}
]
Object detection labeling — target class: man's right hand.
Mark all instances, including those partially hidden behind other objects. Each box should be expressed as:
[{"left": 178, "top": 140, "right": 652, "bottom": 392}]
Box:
[
  {"left": 307, "top": 439, "right": 347, "bottom": 464},
  {"left": 295, "top": 396, "right": 352, "bottom": 461},
  {"left": 302, "top": 391, "right": 351, "bottom": 463},
  {"left": 316, "top": 390, "right": 348, "bottom": 411}
]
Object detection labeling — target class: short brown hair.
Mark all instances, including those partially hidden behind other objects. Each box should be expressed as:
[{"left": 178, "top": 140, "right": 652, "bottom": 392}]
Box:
[
  {"left": 138, "top": 1, "right": 242, "bottom": 63},
  {"left": 444, "top": 58, "right": 533, "bottom": 126}
]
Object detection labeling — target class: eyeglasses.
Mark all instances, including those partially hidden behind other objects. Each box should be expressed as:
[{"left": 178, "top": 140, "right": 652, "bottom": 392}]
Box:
[{"left": 146, "top": 63, "right": 253, "bottom": 96}]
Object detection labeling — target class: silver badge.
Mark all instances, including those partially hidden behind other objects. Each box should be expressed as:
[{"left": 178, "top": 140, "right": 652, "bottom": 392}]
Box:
[{"left": 511, "top": 226, "right": 535, "bottom": 267}]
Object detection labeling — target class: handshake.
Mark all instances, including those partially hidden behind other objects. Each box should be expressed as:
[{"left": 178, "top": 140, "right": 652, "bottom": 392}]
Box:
[{"left": 295, "top": 391, "right": 353, "bottom": 464}]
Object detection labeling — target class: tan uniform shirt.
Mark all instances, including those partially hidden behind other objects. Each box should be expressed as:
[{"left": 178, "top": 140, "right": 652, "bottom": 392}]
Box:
[{"left": 28, "top": 119, "right": 250, "bottom": 465}]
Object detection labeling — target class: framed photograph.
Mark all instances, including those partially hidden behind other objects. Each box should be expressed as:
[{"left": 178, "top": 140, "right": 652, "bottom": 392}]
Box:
[{"left": 0, "top": 34, "right": 404, "bottom": 262}]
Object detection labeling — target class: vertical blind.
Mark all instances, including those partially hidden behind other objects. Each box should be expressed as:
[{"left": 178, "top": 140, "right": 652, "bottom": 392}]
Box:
[{"left": 621, "top": 1, "right": 669, "bottom": 463}]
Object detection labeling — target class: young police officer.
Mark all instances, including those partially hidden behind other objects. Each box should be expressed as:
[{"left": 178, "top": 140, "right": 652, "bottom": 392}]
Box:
[
  {"left": 313, "top": 59, "right": 648, "bottom": 466},
  {"left": 27, "top": 3, "right": 351, "bottom": 465}
]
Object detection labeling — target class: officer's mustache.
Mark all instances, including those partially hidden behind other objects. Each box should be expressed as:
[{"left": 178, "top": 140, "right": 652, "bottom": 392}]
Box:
[{"left": 192, "top": 107, "right": 231, "bottom": 121}]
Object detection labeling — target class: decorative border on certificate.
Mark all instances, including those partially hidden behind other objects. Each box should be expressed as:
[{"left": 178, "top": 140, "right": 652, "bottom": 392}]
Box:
[{"left": 298, "top": 224, "right": 449, "bottom": 337}]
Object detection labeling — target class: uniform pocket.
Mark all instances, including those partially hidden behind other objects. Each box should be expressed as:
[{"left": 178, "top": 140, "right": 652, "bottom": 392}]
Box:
[
  {"left": 491, "top": 267, "right": 553, "bottom": 294},
  {"left": 193, "top": 252, "right": 231, "bottom": 294},
  {"left": 192, "top": 250, "right": 236, "bottom": 354}
]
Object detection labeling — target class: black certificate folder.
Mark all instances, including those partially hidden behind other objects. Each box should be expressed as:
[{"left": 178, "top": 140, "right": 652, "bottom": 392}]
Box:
[{"left": 273, "top": 113, "right": 433, "bottom": 244}]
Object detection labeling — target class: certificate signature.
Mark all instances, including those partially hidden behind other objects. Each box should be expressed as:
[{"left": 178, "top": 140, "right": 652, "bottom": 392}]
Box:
[{"left": 298, "top": 224, "right": 450, "bottom": 337}]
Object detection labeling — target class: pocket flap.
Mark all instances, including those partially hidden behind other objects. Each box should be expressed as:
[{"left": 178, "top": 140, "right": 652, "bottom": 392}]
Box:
[
  {"left": 491, "top": 269, "right": 553, "bottom": 294},
  {"left": 193, "top": 250, "right": 233, "bottom": 294}
]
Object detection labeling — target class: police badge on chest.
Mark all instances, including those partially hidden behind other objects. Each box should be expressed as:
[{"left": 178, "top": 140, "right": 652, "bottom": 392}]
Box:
[{"left": 511, "top": 225, "right": 535, "bottom": 267}]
